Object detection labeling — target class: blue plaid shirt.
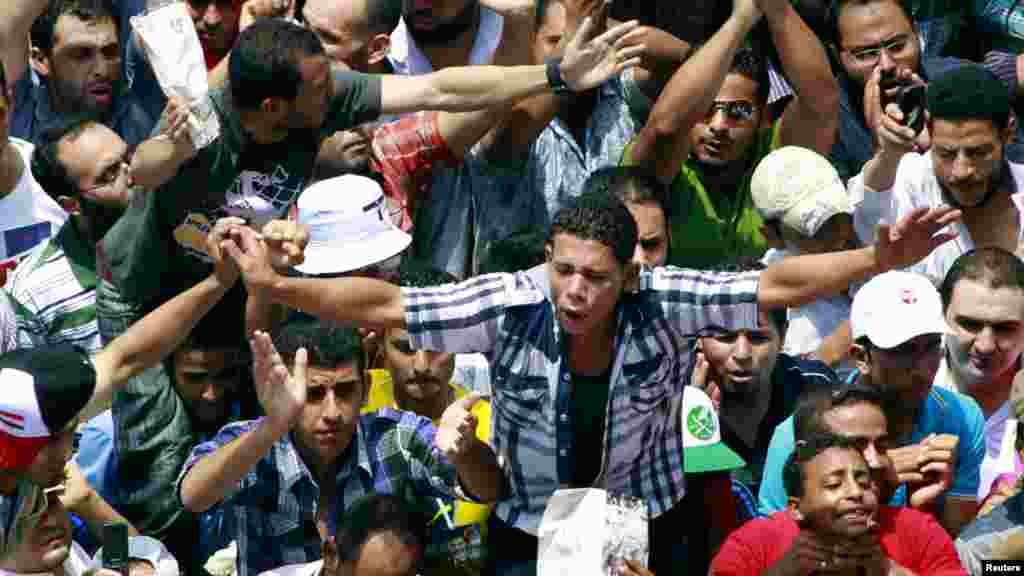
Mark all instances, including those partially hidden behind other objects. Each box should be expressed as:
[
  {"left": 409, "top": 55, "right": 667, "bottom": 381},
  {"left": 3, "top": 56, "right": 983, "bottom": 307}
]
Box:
[
  {"left": 402, "top": 265, "right": 761, "bottom": 534},
  {"left": 177, "top": 410, "right": 466, "bottom": 576}
]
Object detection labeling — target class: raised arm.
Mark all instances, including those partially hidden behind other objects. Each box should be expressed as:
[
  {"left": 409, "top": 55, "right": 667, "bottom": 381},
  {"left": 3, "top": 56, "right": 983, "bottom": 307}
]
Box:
[
  {"left": 0, "top": 0, "right": 46, "bottom": 87},
  {"left": 88, "top": 219, "right": 242, "bottom": 415},
  {"left": 378, "top": 15, "right": 642, "bottom": 115},
  {"left": 628, "top": 0, "right": 762, "bottom": 184},
  {"left": 763, "top": 0, "right": 839, "bottom": 153},
  {"left": 758, "top": 207, "right": 960, "bottom": 309},
  {"left": 222, "top": 224, "right": 406, "bottom": 329},
  {"left": 181, "top": 331, "right": 306, "bottom": 512}
]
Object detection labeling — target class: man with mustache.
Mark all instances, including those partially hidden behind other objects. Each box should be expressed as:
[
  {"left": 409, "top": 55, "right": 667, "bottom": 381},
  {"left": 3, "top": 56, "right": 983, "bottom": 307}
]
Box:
[
  {"left": 852, "top": 65, "right": 1024, "bottom": 286},
  {"left": 711, "top": 432, "right": 965, "bottom": 575},
  {"left": 362, "top": 262, "right": 493, "bottom": 576},
  {"left": 390, "top": 0, "right": 503, "bottom": 75},
  {"left": 1, "top": 0, "right": 155, "bottom": 148}
]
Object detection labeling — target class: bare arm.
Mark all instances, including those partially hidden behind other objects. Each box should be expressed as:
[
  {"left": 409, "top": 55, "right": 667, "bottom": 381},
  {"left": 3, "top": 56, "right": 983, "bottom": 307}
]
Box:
[
  {"left": 764, "top": 0, "right": 839, "bottom": 154},
  {"left": 759, "top": 207, "right": 960, "bottom": 310},
  {"left": 813, "top": 320, "right": 852, "bottom": 368},
  {"left": 222, "top": 224, "right": 406, "bottom": 329},
  {"left": 130, "top": 98, "right": 197, "bottom": 192},
  {"left": 88, "top": 221, "right": 241, "bottom": 416},
  {"left": 629, "top": 7, "right": 760, "bottom": 184},
  {"left": 0, "top": 0, "right": 46, "bottom": 88}
]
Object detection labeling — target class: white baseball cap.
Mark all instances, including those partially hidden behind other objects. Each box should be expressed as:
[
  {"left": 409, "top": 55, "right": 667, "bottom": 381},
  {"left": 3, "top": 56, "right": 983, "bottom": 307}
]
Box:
[
  {"left": 293, "top": 175, "right": 411, "bottom": 276},
  {"left": 851, "top": 271, "right": 951, "bottom": 349},
  {"left": 681, "top": 386, "right": 745, "bottom": 473},
  {"left": 750, "top": 146, "right": 852, "bottom": 238},
  {"left": 93, "top": 536, "right": 180, "bottom": 576}
]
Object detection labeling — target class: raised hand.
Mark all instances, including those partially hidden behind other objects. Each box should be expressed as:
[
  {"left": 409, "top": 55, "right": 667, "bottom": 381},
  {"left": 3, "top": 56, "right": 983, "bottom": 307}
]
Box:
[
  {"left": 261, "top": 219, "right": 308, "bottom": 270},
  {"left": 221, "top": 224, "right": 279, "bottom": 292},
  {"left": 207, "top": 217, "right": 245, "bottom": 288},
  {"left": 559, "top": 8, "right": 645, "bottom": 92},
  {"left": 249, "top": 330, "right": 307, "bottom": 437},
  {"left": 690, "top": 349, "right": 721, "bottom": 412},
  {"left": 58, "top": 462, "right": 95, "bottom": 516},
  {"left": 906, "top": 434, "right": 957, "bottom": 509},
  {"left": 435, "top": 393, "right": 482, "bottom": 463},
  {"left": 875, "top": 206, "right": 961, "bottom": 272}
]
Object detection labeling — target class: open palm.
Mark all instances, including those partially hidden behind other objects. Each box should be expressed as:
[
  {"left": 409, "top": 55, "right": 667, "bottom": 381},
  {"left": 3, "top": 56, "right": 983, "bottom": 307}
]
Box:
[
  {"left": 250, "top": 330, "right": 306, "bottom": 436},
  {"left": 559, "top": 13, "right": 644, "bottom": 92}
]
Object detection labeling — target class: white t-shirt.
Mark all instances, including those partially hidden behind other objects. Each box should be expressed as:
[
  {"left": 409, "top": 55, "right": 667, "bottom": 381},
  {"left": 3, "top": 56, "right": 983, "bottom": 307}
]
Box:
[
  {"left": 849, "top": 153, "right": 1024, "bottom": 286},
  {"left": 387, "top": 7, "right": 504, "bottom": 76},
  {"left": 0, "top": 138, "right": 67, "bottom": 267}
]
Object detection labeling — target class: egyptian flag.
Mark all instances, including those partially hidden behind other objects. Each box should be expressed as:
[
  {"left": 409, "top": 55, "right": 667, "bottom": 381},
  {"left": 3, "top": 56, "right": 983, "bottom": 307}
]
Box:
[{"left": 0, "top": 345, "right": 96, "bottom": 471}]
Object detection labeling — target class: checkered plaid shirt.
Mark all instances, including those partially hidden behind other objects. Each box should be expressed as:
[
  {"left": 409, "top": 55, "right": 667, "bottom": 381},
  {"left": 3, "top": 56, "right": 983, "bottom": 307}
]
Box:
[
  {"left": 371, "top": 111, "right": 457, "bottom": 233},
  {"left": 403, "top": 265, "right": 761, "bottom": 534},
  {"left": 177, "top": 410, "right": 466, "bottom": 576}
]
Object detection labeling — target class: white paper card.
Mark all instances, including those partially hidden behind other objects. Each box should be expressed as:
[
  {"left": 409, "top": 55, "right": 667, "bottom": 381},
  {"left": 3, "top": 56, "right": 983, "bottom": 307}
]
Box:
[
  {"left": 130, "top": 1, "right": 220, "bottom": 149},
  {"left": 538, "top": 489, "right": 649, "bottom": 576}
]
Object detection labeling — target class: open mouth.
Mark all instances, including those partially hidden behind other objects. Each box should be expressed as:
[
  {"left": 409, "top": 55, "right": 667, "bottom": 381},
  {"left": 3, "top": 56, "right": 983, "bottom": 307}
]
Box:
[
  {"left": 728, "top": 371, "right": 753, "bottom": 383},
  {"left": 89, "top": 84, "right": 113, "bottom": 105}
]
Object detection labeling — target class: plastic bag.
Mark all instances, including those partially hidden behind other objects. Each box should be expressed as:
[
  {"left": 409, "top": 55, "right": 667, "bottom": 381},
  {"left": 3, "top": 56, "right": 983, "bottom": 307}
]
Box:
[
  {"left": 538, "top": 489, "right": 649, "bottom": 576},
  {"left": 130, "top": 0, "right": 220, "bottom": 149}
]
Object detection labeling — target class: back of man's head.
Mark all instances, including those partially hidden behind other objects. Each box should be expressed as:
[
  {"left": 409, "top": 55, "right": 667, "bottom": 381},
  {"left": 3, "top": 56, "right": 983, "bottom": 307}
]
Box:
[
  {"left": 927, "top": 65, "right": 1012, "bottom": 131},
  {"left": 31, "top": 0, "right": 119, "bottom": 55},
  {"left": 551, "top": 188, "right": 638, "bottom": 268},
  {"left": 940, "top": 248, "right": 1024, "bottom": 311},
  {"left": 229, "top": 18, "right": 324, "bottom": 110},
  {"left": 31, "top": 115, "right": 101, "bottom": 202},
  {"left": 480, "top": 229, "right": 548, "bottom": 275},
  {"left": 335, "top": 493, "right": 428, "bottom": 575}
]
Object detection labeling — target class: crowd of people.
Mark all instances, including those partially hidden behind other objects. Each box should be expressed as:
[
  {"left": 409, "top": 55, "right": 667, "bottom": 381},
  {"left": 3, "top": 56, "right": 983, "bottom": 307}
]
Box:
[{"left": 1, "top": 0, "right": 1024, "bottom": 574}]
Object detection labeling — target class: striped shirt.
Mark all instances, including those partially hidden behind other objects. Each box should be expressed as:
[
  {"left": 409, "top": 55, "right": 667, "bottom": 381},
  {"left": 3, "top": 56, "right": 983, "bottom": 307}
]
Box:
[
  {"left": 6, "top": 220, "right": 100, "bottom": 354},
  {"left": 177, "top": 410, "right": 469, "bottom": 576},
  {"left": 403, "top": 264, "right": 761, "bottom": 534}
]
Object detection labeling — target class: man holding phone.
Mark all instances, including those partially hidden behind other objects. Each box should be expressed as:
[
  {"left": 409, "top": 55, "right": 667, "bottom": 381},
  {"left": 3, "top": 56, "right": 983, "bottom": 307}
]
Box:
[{"left": 851, "top": 64, "right": 1024, "bottom": 286}]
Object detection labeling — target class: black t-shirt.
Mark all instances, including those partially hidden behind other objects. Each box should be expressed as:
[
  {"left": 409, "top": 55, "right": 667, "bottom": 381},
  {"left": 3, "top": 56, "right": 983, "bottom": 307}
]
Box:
[{"left": 570, "top": 370, "right": 612, "bottom": 487}]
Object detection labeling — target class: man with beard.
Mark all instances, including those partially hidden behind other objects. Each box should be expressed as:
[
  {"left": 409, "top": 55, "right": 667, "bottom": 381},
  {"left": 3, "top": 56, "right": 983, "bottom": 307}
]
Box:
[
  {"left": 624, "top": 0, "right": 839, "bottom": 268},
  {"left": 852, "top": 65, "right": 1024, "bottom": 286},
  {"left": 711, "top": 433, "right": 965, "bottom": 575},
  {"left": 389, "top": 0, "right": 503, "bottom": 75},
  {"left": 1, "top": 0, "right": 155, "bottom": 148},
  {"left": 6, "top": 117, "right": 132, "bottom": 355},
  {"left": 933, "top": 248, "right": 1024, "bottom": 501},
  {"left": 759, "top": 271, "right": 986, "bottom": 536},
  {"left": 362, "top": 262, "right": 492, "bottom": 576},
  {"left": 693, "top": 260, "right": 837, "bottom": 496},
  {"left": 827, "top": 0, "right": 1021, "bottom": 183}
]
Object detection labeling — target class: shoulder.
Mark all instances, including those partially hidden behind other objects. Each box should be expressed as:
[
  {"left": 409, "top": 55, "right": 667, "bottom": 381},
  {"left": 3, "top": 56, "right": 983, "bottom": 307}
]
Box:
[
  {"left": 931, "top": 387, "right": 985, "bottom": 431},
  {"left": 777, "top": 354, "right": 838, "bottom": 386}
]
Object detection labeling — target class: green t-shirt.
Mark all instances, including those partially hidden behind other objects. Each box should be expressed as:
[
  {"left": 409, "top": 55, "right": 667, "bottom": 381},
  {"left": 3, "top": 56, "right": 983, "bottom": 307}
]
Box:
[
  {"left": 622, "top": 123, "right": 780, "bottom": 269},
  {"left": 99, "top": 71, "right": 382, "bottom": 311}
]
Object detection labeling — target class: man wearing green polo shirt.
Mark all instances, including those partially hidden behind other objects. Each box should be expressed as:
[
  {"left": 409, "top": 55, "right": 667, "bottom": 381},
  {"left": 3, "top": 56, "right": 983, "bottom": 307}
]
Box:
[{"left": 623, "top": 0, "right": 838, "bottom": 268}]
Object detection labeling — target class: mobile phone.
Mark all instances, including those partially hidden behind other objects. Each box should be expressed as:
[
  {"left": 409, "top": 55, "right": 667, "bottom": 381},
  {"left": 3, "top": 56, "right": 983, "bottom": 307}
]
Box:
[
  {"left": 897, "top": 84, "right": 927, "bottom": 135},
  {"left": 103, "top": 522, "right": 129, "bottom": 576}
]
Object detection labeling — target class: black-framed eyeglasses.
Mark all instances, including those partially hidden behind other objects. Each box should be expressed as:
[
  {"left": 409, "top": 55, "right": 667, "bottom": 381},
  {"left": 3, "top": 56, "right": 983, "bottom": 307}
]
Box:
[
  {"left": 844, "top": 35, "right": 913, "bottom": 66},
  {"left": 705, "top": 100, "right": 758, "bottom": 123}
]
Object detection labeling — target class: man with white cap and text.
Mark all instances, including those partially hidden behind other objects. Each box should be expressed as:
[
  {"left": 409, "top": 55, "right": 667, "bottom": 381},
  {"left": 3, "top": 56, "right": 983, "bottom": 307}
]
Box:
[
  {"left": 751, "top": 146, "right": 860, "bottom": 376},
  {"left": 759, "top": 271, "right": 986, "bottom": 536}
]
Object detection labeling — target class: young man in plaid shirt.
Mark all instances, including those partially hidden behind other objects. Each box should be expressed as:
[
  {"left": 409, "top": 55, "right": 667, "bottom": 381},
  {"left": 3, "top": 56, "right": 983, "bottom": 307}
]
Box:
[{"left": 221, "top": 186, "right": 961, "bottom": 574}]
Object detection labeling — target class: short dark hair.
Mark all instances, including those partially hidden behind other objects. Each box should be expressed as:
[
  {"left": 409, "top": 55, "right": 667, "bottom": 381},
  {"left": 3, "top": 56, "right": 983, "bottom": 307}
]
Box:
[
  {"left": 395, "top": 260, "right": 457, "bottom": 289},
  {"left": 366, "top": 0, "right": 403, "bottom": 35},
  {"left": 335, "top": 493, "right": 429, "bottom": 566},
  {"left": 713, "top": 257, "right": 787, "bottom": 335},
  {"left": 941, "top": 247, "right": 1024, "bottom": 311},
  {"left": 783, "top": 431, "right": 859, "bottom": 498},
  {"left": 273, "top": 319, "right": 364, "bottom": 372},
  {"left": 31, "top": 115, "right": 101, "bottom": 201},
  {"left": 480, "top": 229, "right": 548, "bottom": 275},
  {"left": 31, "top": 0, "right": 119, "bottom": 56},
  {"left": 549, "top": 189, "right": 638, "bottom": 267},
  {"left": 927, "top": 65, "right": 1012, "bottom": 130},
  {"left": 730, "top": 47, "right": 770, "bottom": 104},
  {"left": 229, "top": 18, "right": 324, "bottom": 110},
  {"left": 792, "top": 382, "right": 883, "bottom": 442},
  {"left": 586, "top": 166, "right": 672, "bottom": 226},
  {"left": 827, "top": 0, "right": 912, "bottom": 48}
]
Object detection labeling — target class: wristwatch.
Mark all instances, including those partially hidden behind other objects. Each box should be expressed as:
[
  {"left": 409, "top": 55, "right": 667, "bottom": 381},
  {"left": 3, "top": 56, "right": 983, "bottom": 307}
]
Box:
[{"left": 546, "top": 57, "right": 571, "bottom": 96}]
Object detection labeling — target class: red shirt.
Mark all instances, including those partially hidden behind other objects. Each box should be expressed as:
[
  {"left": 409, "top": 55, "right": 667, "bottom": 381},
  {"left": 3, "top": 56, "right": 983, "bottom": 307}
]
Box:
[
  {"left": 370, "top": 111, "right": 457, "bottom": 233},
  {"left": 710, "top": 509, "right": 966, "bottom": 575}
]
